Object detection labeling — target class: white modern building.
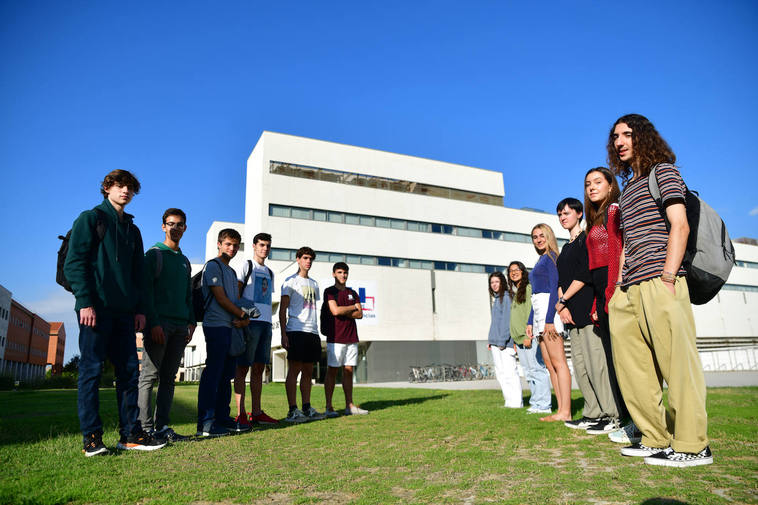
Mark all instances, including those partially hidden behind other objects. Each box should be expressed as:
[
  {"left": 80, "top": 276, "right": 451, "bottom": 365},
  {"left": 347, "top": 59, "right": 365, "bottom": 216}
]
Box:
[{"left": 182, "top": 132, "right": 758, "bottom": 383}]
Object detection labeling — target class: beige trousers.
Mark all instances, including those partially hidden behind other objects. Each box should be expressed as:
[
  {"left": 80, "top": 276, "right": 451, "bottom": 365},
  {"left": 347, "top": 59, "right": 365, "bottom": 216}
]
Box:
[
  {"left": 608, "top": 276, "right": 708, "bottom": 453},
  {"left": 569, "top": 324, "right": 618, "bottom": 419}
]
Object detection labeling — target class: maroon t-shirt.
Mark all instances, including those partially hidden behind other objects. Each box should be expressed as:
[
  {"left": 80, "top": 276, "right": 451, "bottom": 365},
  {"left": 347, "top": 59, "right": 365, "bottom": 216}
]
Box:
[{"left": 324, "top": 286, "right": 360, "bottom": 344}]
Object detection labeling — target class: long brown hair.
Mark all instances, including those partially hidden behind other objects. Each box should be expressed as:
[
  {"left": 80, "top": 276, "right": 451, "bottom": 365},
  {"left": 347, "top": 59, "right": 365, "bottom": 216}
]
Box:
[
  {"left": 584, "top": 167, "right": 621, "bottom": 228},
  {"left": 507, "top": 261, "right": 529, "bottom": 304},
  {"left": 606, "top": 114, "right": 676, "bottom": 184},
  {"left": 488, "top": 271, "right": 508, "bottom": 303}
]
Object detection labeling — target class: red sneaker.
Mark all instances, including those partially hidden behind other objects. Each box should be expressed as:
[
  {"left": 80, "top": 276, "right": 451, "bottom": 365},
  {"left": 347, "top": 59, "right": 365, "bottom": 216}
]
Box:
[
  {"left": 235, "top": 414, "right": 251, "bottom": 427},
  {"left": 250, "top": 411, "right": 278, "bottom": 425}
]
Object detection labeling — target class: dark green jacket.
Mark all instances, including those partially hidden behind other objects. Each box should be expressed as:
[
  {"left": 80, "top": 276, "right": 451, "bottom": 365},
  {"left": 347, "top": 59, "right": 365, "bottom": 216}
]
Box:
[
  {"left": 63, "top": 199, "right": 144, "bottom": 313},
  {"left": 143, "top": 242, "right": 194, "bottom": 329}
]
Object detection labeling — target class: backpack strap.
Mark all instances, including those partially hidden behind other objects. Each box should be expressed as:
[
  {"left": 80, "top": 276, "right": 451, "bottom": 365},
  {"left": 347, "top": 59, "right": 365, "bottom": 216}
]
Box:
[
  {"left": 647, "top": 163, "right": 673, "bottom": 232},
  {"left": 202, "top": 257, "right": 224, "bottom": 312}
]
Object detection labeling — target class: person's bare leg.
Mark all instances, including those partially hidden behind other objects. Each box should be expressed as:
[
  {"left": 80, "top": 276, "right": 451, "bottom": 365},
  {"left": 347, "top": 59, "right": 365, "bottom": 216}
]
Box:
[
  {"left": 285, "top": 361, "right": 302, "bottom": 408},
  {"left": 250, "top": 362, "right": 265, "bottom": 415},
  {"left": 542, "top": 338, "right": 572, "bottom": 421},
  {"left": 540, "top": 339, "right": 558, "bottom": 413},
  {"left": 300, "top": 363, "right": 314, "bottom": 405},
  {"left": 342, "top": 365, "right": 355, "bottom": 408},
  {"left": 325, "top": 366, "right": 338, "bottom": 410},
  {"left": 234, "top": 365, "right": 249, "bottom": 417}
]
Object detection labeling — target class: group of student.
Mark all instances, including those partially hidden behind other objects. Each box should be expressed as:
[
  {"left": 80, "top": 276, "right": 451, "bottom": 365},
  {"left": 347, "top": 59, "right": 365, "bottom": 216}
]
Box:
[
  {"left": 486, "top": 113, "right": 712, "bottom": 468},
  {"left": 63, "top": 170, "right": 367, "bottom": 457}
]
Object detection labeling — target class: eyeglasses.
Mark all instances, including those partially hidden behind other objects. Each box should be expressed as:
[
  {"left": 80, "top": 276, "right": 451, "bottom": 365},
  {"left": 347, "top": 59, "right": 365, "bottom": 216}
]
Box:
[{"left": 164, "top": 222, "right": 186, "bottom": 229}]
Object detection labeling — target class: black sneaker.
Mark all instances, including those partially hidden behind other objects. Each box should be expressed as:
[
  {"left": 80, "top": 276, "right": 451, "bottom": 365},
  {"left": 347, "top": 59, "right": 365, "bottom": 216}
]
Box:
[
  {"left": 153, "top": 426, "right": 190, "bottom": 443},
  {"left": 195, "top": 424, "right": 229, "bottom": 438},
  {"left": 82, "top": 432, "right": 109, "bottom": 457},
  {"left": 586, "top": 418, "right": 620, "bottom": 435},
  {"left": 116, "top": 430, "right": 167, "bottom": 451},
  {"left": 620, "top": 442, "right": 668, "bottom": 457},
  {"left": 564, "top": 417, "right": 600, "bottom": 430},
  {"left": 218, "top": 417, "right": 252, "bottom": 433},
  {"left": 644, "top": 446, "right": 714, "bottom": 467}
]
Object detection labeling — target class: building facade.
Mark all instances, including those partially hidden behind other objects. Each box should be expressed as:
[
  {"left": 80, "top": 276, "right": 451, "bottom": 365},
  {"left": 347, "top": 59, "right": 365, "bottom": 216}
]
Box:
[
  {"left": 47, "top": 322, "right": 66, "bottom": 375},
  {"left": 4, "top": 300, "right": 51, "bottom": 381},
  {"left": 182, "top": 132, "right": 758, "bottom": 383},
  {"left": 0, "top": 285, "right": 11, "bottom": 374}
]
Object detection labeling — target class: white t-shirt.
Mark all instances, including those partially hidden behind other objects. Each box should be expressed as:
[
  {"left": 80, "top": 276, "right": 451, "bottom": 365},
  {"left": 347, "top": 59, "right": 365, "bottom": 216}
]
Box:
[
  {"left": 238, "top": 259, "right": 274, "bottom": 323},
  {"left": 281, "top": 273, "right": 320, "bottom": 334}
]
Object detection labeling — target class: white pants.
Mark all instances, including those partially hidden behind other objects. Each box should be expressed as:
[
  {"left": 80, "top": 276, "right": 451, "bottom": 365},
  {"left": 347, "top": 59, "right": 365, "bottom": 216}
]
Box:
[{"left": 491, "top": 347, "right": 523, "bottom": 408}]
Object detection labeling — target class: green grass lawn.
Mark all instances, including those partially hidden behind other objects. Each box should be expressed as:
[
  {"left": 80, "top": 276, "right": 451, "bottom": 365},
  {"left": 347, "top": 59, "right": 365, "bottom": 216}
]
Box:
[{"left": 0, "top": 384, "right": 756, "bottom": 505}]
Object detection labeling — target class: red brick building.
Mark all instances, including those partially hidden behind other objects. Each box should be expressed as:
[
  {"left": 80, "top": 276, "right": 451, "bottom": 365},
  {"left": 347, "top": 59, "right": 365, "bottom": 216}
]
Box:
[
  {"left": 48, "top": 322, "right": 66, "bottom": 375},
  {"left": 4, "top": 300, "right": 50, "bottom": 381}
]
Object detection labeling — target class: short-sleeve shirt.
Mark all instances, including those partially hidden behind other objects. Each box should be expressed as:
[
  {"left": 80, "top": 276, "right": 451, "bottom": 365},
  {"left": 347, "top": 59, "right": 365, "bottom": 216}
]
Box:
[
  {"left": 324, "top": 286, "right": 360, "bottom": 344},
  {"left": 238, "top": 260, "right": 274, "bottom": 324},
  {"left": 202, "top": 258, "right": 239, "bottom": 328},
  {"left": 619, "top": 164, "right": 687, "bottom": 286},
  {"left": 556, "top": 232, "right": 594, "bottom": 328},
  {"left": 281, "top": 273, "right": 320, "bottom": 334}
]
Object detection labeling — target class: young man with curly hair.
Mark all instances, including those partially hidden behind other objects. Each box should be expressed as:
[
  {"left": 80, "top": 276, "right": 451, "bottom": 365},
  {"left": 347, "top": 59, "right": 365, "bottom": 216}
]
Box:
[
  {"left": 607, "top": 114, "right": 712, "bottom": 467},
  {"left": 64, "top": 170, "right": 165, "bottom": 455}
]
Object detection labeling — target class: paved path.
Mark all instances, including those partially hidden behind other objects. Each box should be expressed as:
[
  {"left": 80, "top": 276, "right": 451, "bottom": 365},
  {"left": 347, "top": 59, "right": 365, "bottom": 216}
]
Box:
[{"left": 357, "top": 371, "right": 758, "bottom": 390}]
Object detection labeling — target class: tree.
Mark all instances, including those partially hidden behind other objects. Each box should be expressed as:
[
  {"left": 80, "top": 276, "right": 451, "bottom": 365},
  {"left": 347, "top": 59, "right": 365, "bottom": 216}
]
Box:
[{"left": 62, "top": 355, "right": 80, "bottom": 374}]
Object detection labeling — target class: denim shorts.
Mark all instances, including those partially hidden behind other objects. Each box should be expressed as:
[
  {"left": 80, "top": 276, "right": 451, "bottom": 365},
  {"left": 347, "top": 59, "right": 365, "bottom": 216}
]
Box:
[{"left": 236, "top": 321, "right": 273, "bottom": 366}]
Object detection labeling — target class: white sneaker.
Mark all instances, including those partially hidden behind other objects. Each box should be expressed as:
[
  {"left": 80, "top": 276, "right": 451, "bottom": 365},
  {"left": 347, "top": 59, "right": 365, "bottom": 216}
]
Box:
[
  {"left": 284, "top": 408, "right": 308, "bottom": 423},
  {"left": 608, "top": 421, "right": 642, "bottom": 444},
  {"left": 303, "top": 406, "right": 326, "bottom": 421},
  {"left": 644, "top": 446, "right": 714, "bottom": 467},
  {"left": 527, "top": 406, "right": 552, "bottom": 414},
  {"left": 345, "top": 405, "right": 369, "bottom": 415}
]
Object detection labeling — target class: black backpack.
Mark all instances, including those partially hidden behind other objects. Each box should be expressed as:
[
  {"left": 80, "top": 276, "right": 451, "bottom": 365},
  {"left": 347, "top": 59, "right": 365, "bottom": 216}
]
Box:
[
  {"left": 320, "top": 288, "right": 335, "bottom": 338},
  {"left": 648, "top": 165, "right": 736, "bottom": 305},
  {"left": 191, "top": 258, "right": 222, "bottom": 324},
  {"left": 56, "top": 208, "right": 107, "bottom": 292}
]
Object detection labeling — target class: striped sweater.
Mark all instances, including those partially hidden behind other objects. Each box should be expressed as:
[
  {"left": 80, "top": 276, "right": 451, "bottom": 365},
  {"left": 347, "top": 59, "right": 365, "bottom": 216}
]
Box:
[{"left": 619, "top": 163, "right": 687, "bottom": 286}]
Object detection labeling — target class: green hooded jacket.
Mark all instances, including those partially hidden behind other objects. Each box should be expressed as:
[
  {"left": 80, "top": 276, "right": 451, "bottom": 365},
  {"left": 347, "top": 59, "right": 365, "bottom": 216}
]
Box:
[{"left": 63, "top": 199, "right": 144, "bottom": 314}]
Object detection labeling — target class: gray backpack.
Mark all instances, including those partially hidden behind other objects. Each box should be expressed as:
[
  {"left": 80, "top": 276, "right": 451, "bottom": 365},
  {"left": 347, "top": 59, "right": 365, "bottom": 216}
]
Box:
[{"left": 648, "top": 165, "right": 735, "bottom": 305}]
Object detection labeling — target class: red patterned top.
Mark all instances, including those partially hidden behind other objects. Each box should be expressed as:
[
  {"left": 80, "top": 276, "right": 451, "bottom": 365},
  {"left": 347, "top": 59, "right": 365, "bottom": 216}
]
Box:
[{"left": 586, "top": 203, "right": 622, "bottom": 313}]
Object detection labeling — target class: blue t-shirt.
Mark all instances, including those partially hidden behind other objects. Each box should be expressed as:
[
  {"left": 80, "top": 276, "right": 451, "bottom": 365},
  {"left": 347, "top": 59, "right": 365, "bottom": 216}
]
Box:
[{"left": 202, "top": 258, "right": 239, "bottom": 328}]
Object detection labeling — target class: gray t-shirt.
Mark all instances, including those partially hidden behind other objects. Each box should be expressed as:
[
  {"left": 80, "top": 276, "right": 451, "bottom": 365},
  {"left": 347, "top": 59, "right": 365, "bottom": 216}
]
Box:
[{"left": 202, "top": 258, "right": 238, "bottom": 328}]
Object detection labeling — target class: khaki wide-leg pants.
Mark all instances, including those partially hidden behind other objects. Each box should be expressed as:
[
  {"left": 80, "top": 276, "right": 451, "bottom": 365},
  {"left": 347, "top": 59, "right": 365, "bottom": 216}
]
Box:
[{"left": 608, "top": 276, "right": 708, "bottom": 453}]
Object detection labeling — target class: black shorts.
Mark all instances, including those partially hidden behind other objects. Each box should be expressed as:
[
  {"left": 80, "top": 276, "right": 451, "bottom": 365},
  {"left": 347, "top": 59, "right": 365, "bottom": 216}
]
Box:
[{"left": 286, "top": 331, "right": 322, "bottom": 363}]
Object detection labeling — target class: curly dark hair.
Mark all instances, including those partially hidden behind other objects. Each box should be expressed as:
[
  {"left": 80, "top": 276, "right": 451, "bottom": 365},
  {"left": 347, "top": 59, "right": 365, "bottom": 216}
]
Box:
[
  {"left": 100, "top": 169, "right": 141, "bottom": 197},
  {"left": 606, "top": 114, "right": 676, "bottom": 184},
  {"left": 507, "top": 261, "right": 530, "bottom": 305},
  {"left": 584, "top": 167, "right": 620, "bottom": 228}
]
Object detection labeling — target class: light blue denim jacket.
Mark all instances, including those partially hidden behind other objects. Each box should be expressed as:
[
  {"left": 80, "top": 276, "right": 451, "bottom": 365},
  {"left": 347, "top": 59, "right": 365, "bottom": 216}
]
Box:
[{"left": 488, "top": 294, "right": 513, "bottom": 348}]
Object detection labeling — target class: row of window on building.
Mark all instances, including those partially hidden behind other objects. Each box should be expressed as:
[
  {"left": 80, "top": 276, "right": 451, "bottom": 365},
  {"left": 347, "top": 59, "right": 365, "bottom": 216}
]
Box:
[
  {"left": 267, "top": 246, "right": 758, "bottom": 293},
  {"left": 269, "top": 203, "right": 568, "bottom": 247},
  {"left": 0, "top": 307, "right": 8, "bottom": 320}
]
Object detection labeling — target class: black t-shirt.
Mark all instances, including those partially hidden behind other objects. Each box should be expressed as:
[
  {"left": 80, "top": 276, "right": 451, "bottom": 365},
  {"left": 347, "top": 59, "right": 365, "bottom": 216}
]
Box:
[{"left": 556, "top": 231, "right": 594, "bottom": 328}]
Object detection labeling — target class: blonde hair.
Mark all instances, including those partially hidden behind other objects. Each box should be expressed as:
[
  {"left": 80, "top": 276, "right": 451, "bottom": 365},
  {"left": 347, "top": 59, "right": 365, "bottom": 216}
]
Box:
[{"left": 531, "top": 223, "right": 559, "bottom": 263}]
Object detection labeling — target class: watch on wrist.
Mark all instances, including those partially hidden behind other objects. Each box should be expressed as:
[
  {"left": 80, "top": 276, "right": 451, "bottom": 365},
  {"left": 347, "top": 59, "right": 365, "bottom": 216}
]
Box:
[{"left": 558, "top": 296, "right": 567, "bottom": 305}]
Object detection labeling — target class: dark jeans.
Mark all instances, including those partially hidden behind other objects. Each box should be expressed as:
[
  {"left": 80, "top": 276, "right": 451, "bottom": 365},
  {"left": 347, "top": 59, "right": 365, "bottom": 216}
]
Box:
[
  {"left": 197, "top": 326, "right": 235, "bottom": 431},
  {"left": 77, "top": 311, "right": 141, "bottom": 440},
  {"left": 137, "top": 321, "right": 188, "bottom": 431}
]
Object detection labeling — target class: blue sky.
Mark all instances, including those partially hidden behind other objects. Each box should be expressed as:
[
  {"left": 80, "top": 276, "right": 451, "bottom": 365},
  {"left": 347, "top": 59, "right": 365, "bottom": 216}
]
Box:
[{"left": 1, "top": 1, "right": 756, "bottom": 363}]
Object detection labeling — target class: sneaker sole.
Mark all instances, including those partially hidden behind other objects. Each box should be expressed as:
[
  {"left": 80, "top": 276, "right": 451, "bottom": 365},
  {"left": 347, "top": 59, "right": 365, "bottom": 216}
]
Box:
[
  {"left": 644, "top": 455, "right": 714, "bottom": 467},
  {"left": 609, "top": 434, "right": 642, "bottom": 444},
  {"left": 83, "top": 447, "right": 109, "bottom": 457},
  {"left": 195, "top": 432, "right": 228, "bottom": 438},
  {"left": 251, "top": 420, "right": 279, "bottom": 425},
  {"left": 586, "top": 428, "right": 617, "bottom": 435},
  {"left": 620, "top": 448, "right": 664, "bottom": 457},
  {"left": 564, "top": 422, "right": 594, "bottom": 430},
  {"left": 117, "top": 442, "right": 166, "bottom": 451}
]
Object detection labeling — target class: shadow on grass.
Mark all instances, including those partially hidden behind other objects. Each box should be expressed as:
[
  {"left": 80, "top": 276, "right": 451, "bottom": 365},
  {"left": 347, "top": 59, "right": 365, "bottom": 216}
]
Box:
[{"left": 358, "top": 393, "right": 449, "bottom": 412}]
